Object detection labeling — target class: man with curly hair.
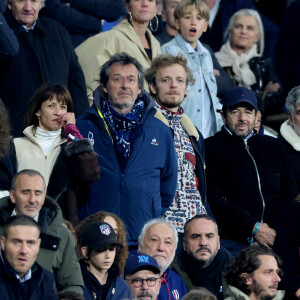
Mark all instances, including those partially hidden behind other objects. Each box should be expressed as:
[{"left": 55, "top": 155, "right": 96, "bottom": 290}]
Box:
[{"left": 224, "top": 245, "right": 284, "bottom": 300}]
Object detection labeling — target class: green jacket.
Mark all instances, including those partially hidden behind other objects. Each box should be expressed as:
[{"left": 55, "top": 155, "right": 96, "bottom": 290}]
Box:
[
  {"left": 224, "top": 285, "right": 285, "bottom": 300},
  {"left": 0, "top": 196, "right": 83, "bottom": 294}
]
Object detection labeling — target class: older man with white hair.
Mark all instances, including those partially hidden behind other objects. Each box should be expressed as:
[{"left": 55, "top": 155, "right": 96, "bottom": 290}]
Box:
[
  {"left": 138, "top": 219, "right": 188, "bottom": 300},
  {"left": 279, "top": 86, "right": 300, "bottom": 193},
  {"left": 0, "top": 0, "right": 89, "bottom": 137}
]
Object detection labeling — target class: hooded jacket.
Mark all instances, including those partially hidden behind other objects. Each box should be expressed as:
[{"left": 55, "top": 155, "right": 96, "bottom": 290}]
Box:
[
  {"left": 76, "top": 88, "right": 177, "bottom": 245},
  {"left": 0, "top": 196, "right": 84, "bottom": 294},
  {"left": 76, "top": 18, "right": 161, "bottom": 102}
]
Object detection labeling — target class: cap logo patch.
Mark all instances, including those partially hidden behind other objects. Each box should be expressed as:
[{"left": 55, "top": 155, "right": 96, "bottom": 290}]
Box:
[
  {"left": 138, "top": 255, "right": 149, "bottom": 264},
  {"left": 100, "top": 224, "right": 111, "bottom": 235}
]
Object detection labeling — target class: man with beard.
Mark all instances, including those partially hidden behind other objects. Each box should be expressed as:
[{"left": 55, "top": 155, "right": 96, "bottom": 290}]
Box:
[
  {"left": 171, "top": 214, "right": 232, "bottom": 300},
  {"left": 138, "top": 219, "right": 188, "bottom": 300},
  {"left": 205, "top": 87, "right": 298, "bottom": 255},
  {"left": 224, "top": 245, "right": 284, "bottom": 300},
  {"left": 125, "top": 252, "right": 162, "bottom": 300}
]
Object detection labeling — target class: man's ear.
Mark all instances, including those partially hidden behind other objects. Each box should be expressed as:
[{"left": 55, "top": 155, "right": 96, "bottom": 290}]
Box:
[
  {"left": 174, "top": 19, "right": 180, "bottom": 31},
  {"left": 103, "top": 86, "right": 108, "bottom": 94},
  {"left": 220, "top": 111, "right": 226, "bottom": 123},
  {"left": 149, "top": 83, "right": 157, "bottom": 95},
  {"left": 81, "top": 247, "right": 88, "bottom": 259},
  {"left": 1, "top": 236, "right": 6, "bottom": 251},
  {"left": 241, "top": 273, "right": 252, "bottom": 286},
  {"left": 9, "top": 190, "right": 16, "bottom": 204},
  {"left": 182, "top": 237, "right": 187, "bottom": 252}
]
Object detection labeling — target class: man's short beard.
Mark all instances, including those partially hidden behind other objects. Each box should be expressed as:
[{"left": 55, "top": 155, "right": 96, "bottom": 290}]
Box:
[
  {"left": 252, "top": 279, "right": 277, "bottom": 300},
  {"left": 187, "top": 246, "right": 218, "bottom": 268}
]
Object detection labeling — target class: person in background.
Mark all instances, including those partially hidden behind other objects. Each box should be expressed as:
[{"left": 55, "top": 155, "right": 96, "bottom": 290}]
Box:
[
  {"left": 200, "top": 0, "right": 279, "bottom": 59},
  {"left": 162, "top": 0, "right": 223, "bottom": 138},
  {"left": 0, "top": 83, "right": 100, "bottom": 224},
  {"left": 182, "top": 288, "right": 217, "bottom": 300},
  {"left": 0, "top": 0, "right": 89, "bottom": 137},
  {"left": 79, "top": 221, "right": 130, "bottom": 300},
  {"left": 76, "top": 0, "right": 161, "bottom": 102},
  {"left": 156, "top": 0, "right": 234, "bottom": 99},
  {"left": 215, "top": 9, "right": 284, "bottom": 118},
  {"left": 0, "top": 0, "right": 18, "bottom": 58},
  {"left": 40, "top": 0, "right": 126, "bottom": 48}
]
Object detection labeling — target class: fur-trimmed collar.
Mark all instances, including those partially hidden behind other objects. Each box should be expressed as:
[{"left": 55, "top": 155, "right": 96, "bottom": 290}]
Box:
[
  {"left": 154, "top": 108, "right": 199, "bottom": 140},
  {"left": 280, "top": 120, "right": 300, "bottom": 151}
]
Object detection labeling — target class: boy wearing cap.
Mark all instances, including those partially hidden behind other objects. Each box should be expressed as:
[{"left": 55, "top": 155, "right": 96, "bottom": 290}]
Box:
[
  {"left": 204, "top": 87, "right": 298, "bottom": 255},
  {"left": 125, "top": 253, "right": 161, "bottom": 300},
  {"left": 79, "top": 221, "right": 131, "bottom": 300}
]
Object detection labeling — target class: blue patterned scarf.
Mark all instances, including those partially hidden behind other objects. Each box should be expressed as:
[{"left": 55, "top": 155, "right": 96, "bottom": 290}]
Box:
[{"left": 101, "top": 95, "right": 145, "bottom": 159}]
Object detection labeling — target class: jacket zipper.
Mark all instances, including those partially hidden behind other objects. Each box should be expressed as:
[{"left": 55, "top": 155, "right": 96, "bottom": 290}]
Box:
[{"left": 244, "top": 140, "right": 265, "bottom": 222}]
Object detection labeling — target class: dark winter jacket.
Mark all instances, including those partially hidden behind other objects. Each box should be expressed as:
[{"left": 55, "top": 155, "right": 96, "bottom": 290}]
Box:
[
  {"left": 76, "top": 88, "right": 178, "bottom": 245},
  {"left": 0, "top": 10, "right": 89, "bottom": 137},
  {"left": 204, "top": 127, "right": 298, "bottom": 244},
  {"left": 158, "top": 267, "right": 188, "bottom": 300},
  {"left": 80, "top": 262, "right": 130, "bottom": 300},
  {"left": 171, "top": 247, "right": 232, "bottom": 300},
  {"left": 0, "top": 0, "right": 18, "bottom": 58},
  {"left": 223, "top": 56, "right": 284, "bottom": 115},
  {"left": 0, "top": 249, "right": 57, "bottom": 300},
  {"left": 0, "top": 196, "right": 84, "bottom": 294},
  {"left": 40, "top": 0, "right": 126, "bottom": 47}
]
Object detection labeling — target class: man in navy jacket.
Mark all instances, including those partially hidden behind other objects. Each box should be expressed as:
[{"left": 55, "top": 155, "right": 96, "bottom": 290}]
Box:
[
  {"left": 0, "top": 215, "right": 57, "bottom": 300},
  {"left": 76, "top": 52, "right": 177, "bottom": 246}
]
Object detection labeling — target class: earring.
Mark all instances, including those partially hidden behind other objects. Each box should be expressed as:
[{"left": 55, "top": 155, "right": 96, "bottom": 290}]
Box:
[
  {"left": 128, "top": 12, "right": 133, "bottom": 23},
  {"left": 149, "top": 15, "right": 159, "bottom": 32}
]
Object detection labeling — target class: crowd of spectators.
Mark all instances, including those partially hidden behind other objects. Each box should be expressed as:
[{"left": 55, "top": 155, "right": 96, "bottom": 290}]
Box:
[{"left": 0, "top": 0, "right": 300, "bottom": 299}]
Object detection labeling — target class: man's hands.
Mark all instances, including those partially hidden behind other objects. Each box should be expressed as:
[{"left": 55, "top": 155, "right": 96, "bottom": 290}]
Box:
[{"left": 254, "top": 222, "right": 276, "bottom": 247}]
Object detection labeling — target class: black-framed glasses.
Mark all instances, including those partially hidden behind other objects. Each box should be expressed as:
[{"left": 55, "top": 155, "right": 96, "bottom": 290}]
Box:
[{"left": 127, "top": 277, "right": 160, "bottom": 287}]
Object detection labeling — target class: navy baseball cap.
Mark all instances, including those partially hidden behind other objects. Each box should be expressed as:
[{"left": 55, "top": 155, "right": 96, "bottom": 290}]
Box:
[
  {"left": 124, "top": 252, "right": 161, "bottom": 276},
  {"left": 81, "top": 221, "right": 123, "bottom": 251},
  {"left": 223, "top": 87, "right": 258, "bottom": 110}
]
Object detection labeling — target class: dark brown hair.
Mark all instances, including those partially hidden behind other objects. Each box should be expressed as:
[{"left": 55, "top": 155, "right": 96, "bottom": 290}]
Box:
[
  {"left": 24, "top": 83, "right": 74, "bottom": 134},
  {"left": 75, "top": 211, "right": 129, "bottom": 277}
]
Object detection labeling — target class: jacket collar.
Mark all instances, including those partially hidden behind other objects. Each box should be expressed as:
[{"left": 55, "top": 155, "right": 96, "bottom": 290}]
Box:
[
  {"left": 280, "top": 119, "right": 300, "bottom": 151},
  {"left": 5, "top": 10, "right": 45, "bottom": 36},
  {"left": 155, "top": 105, "right": 199, "bottom": 140}
]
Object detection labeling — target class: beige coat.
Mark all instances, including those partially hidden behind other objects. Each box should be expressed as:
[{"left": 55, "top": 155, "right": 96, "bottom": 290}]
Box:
[
  {"left": 14, "top": 126, "right": 66, "bottom": 187},
  {"left": 76, "top": 18, "right": 161, "bottom": 104}
]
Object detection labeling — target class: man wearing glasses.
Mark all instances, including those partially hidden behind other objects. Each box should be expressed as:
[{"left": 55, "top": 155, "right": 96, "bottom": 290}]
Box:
[{"left": 125, "top": 252, "right": 161, "bottom": 300}]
